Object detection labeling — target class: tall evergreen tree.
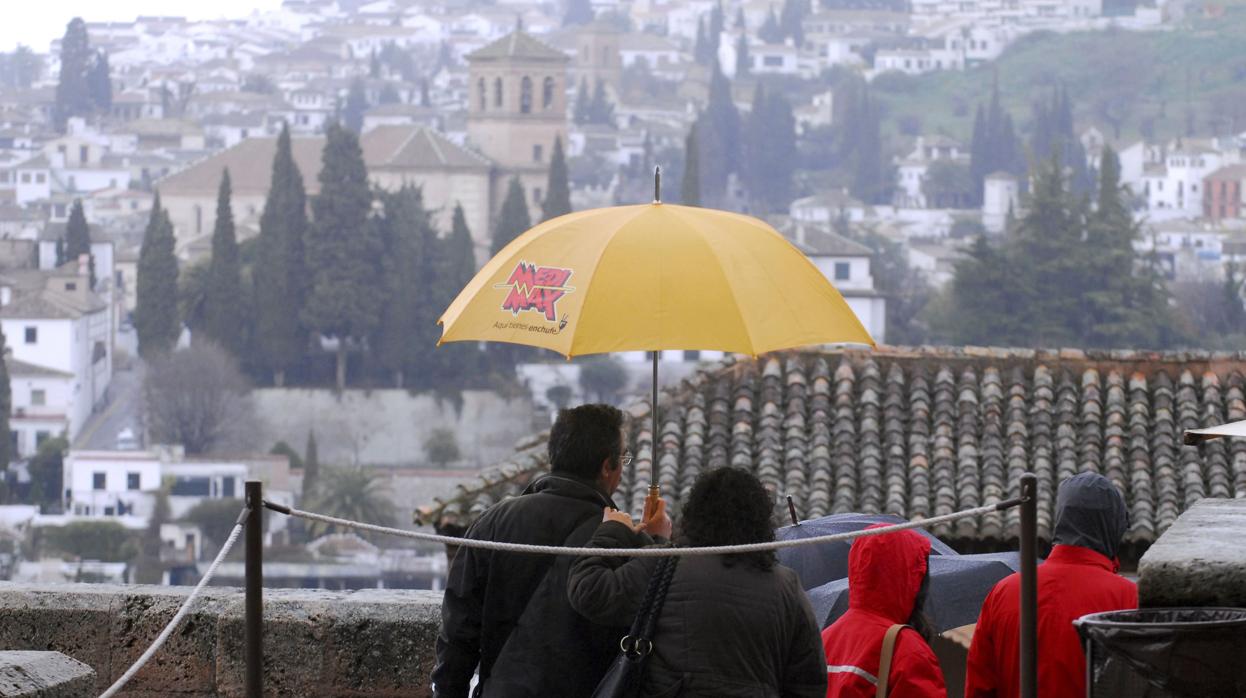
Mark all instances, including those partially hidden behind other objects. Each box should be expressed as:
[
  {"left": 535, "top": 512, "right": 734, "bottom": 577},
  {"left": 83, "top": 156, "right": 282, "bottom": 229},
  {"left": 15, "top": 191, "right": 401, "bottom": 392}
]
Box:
[
  {"left": 694, "top": 20, "right": 712, "bottom": 65},
  {"left": 564, "top": 0, "right": 595, "bottom": 26},
  {"left": 86, "top": 51, "right": 111, "bottom": 112},
  {"left": 779, "top": 0, "right": 807, "bottom": 45},
  {"left": 303, "top": 430, "right": 320, "bottom": 499},
  {"left": 135, "top": 193, "right": 181, "bottom": 359},
  {"left": 492, "top": 177, "right": 532, "bottom": 255},
  {"left": 430, "top": 204, "right": 481, "bottom": 385},
  {"left": 743, "top": 84, "right": 797, "bottom": 212},
  {"left": 64, "top": 199, "right": 94, "bottom": 287},
  {"left": 302, "top": 122, "right": 384, "bottom": 390},
  {"left": 343, "top": 78, "right": 368, "bottom": 133},
  {"left": 945, "top": 236, "right": 1029, "bottom": 345},
  {"left": 204, "top": 170, "right": 245, "bottom": 356},
  {"left": 709, "top": 1, "right": 725, "bottom": 55},
  {"left": 735, "top": 6, "right": 747, "bottom": 29},
  {"left": 969, "top": 105, "right": 988, "bottom": 204},
  {"left": 589, "top": 80, "right": 614, "bottom": 125},
  {"left": 759, "top": 9, "right": 784, "bottom": 43},
  {"left": 696, "top": 62, "right": 740, "bottom": 205},
  {"left": 734, "top": 34, "right": 751, "bottom": 78},
  {"left": 0, "top": 328, "right": 10, "bottom": 471},
  {"left": 53, "top": 18, "right": 93, "bottom": 131},
  {"left": 573, "top": 77, "right": 591, "bottom": 124},
  {"left": 849, "top": 87, "right": 886, "bottom": 204},
  {"left": 542, "top": 136, "right": 572, "bottom": 222},
  {"left": 373, "top": 186, "right": 432, "bottom": 387},
  {"left": 681, "top": 122, "right": 701, "bottom": 206},
  {"left": 254, "top": 124, "right": 309, "bottom": 387}
]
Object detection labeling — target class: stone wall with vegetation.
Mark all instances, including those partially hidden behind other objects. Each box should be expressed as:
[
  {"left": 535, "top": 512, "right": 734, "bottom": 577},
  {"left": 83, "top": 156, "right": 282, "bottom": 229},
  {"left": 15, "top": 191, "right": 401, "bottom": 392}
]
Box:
[{"left": 0, "top": 582, "right": 442, "bottom": 697}]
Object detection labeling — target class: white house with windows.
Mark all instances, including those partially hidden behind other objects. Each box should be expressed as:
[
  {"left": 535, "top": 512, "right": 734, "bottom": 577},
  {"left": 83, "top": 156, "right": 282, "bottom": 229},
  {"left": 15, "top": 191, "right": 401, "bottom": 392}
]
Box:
[
  {"left": 61, "top": 449, "right": 292, "bottom": 537},
  {"left": 8, "top": 358, "right": 73, "bottom": 459},
  {"left": 0, "top": 261, "right": 112, "bottom": 451},
  {"left": 792, "top": 226, "right": 886, "bottom": 343},
  {"left": 1142, "top": 140, "right": 1237, "bottom": 219}
]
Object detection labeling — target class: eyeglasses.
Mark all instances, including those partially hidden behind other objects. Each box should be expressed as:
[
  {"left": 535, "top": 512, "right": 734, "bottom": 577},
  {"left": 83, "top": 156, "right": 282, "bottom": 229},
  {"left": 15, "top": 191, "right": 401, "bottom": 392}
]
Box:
[{"left": 620, "top": 451, "right": 633, "bottom": 468}]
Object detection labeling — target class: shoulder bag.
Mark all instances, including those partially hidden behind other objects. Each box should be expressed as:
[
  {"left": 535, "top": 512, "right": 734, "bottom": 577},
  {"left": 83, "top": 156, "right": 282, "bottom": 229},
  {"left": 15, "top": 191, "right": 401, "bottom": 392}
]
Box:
[
  {"left": 875, "top": 623, "right": 909, "bottom": 698},
  {"left": 590, "top": 555, "right": 680, "bottom": 698}
]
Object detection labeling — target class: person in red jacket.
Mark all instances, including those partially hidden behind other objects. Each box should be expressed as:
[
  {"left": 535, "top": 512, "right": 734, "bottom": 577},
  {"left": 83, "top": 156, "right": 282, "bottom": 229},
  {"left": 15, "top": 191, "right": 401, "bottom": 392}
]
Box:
[
  {"left": 965, "top": 472, "right": 1137, "bottom": 698},
  {"left": 822, "top": 525, "right": 947, "bottom": 697}
]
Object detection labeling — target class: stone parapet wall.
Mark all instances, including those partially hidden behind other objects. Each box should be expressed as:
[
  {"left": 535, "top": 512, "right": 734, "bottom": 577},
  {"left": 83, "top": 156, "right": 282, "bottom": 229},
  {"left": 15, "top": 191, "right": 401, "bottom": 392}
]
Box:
[
  {"left": 0, "top": 583, "right": 443, "bottom": 697},
  {"left": 1137, "top": 498, "right": 1246, "bottom": 608}
]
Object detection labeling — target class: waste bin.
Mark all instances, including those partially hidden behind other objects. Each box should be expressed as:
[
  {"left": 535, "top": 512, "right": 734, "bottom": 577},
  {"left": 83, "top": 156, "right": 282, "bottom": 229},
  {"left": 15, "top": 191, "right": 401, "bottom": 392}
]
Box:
[{"left": 1074, "top": 607, "right": 1246, "bottom": 697}]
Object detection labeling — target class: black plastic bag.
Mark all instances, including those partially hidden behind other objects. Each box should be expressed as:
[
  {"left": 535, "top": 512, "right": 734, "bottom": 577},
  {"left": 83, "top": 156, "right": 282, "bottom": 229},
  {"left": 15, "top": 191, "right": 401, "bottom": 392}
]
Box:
[{"left": 1075, "top": 607, "right": 1246, "bottom": 698}]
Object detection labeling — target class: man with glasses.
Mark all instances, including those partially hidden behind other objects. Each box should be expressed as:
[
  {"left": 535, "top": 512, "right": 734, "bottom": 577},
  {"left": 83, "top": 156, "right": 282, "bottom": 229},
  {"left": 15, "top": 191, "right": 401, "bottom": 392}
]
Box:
[{"left": 433, "top": 404, "right": 671, "bottom": 698}]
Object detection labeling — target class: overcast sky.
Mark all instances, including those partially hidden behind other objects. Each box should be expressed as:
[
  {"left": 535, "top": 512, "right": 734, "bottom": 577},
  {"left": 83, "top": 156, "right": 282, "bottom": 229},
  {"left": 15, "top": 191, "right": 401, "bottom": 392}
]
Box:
[{"left": 1, "top": 1, "right": 283, "bottom": 53}]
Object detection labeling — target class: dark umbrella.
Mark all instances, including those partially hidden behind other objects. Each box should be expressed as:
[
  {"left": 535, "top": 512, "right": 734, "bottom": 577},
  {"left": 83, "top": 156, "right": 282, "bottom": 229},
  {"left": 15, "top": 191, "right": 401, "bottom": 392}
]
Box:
[
  {"left": 776, "top": 514, "right": 957, "bottom": 591},
  {"left": 808, "top": 551, "right": 1024, "bottom": 632}
]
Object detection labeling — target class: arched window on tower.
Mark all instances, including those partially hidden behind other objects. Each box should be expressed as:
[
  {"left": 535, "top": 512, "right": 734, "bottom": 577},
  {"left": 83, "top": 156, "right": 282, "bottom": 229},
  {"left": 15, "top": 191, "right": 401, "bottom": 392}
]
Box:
[
  {"left": 542, "top": 77, "right": 555, "bottom": 110},
  {"left": 478, "top": 78, "right": 486, "bottom": 111},
  {"left": 520, "top": 76, "right": 533, "bottom": 114},
  {"left": 494, "top": 77, "right": 503, "bottom": 108}
]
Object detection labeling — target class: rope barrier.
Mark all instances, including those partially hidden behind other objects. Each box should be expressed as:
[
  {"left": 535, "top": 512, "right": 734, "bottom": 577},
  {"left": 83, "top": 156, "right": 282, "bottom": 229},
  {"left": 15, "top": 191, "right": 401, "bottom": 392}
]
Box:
[
  {"left": 98, "top": 508, "right": 250, "bottom": 698},
  {"left": 266, "top": 498, "right": 1021, "bottom": 557}
]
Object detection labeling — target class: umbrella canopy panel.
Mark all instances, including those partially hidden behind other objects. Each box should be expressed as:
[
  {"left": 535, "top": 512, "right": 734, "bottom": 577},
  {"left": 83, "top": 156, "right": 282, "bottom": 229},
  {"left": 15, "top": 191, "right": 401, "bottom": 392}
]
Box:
[
  {"left": 438, "top": 204, "right": 874, "bottom": 358},
  {"left": 776, "top": 513, "right": 957, "bottom": 591},
  {"left": 809, "top": 552, "right": 1024, "bottom": 633}
]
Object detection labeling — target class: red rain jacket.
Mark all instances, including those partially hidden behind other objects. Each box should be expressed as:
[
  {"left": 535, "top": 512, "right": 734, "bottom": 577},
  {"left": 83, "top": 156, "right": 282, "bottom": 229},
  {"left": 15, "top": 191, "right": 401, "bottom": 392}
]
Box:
[
  {"left": 821, "top": 525, "right": 948, "bottom": 698},
  {"left": 964, "top": 545, "right": 1138, "bottom": 698}
]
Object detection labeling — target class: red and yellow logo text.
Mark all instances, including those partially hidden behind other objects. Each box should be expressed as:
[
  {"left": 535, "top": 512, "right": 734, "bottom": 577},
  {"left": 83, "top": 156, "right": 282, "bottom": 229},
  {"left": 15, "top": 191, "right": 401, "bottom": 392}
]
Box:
[{"left": 495, "top": 262, "right": 575, "bottom": 322}]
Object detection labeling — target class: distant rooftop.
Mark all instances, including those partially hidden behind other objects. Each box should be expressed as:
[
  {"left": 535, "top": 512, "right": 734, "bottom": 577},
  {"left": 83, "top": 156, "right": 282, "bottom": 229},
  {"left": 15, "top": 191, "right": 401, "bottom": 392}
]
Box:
[{"left": 466, "top": 30, "right": 569, "bottom": 63}]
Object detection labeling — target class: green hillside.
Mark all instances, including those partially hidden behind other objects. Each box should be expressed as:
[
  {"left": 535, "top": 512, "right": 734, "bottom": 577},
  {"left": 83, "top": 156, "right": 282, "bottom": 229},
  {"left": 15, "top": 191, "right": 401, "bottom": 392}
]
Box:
[{"left": 872, "top": 3, "right": 1246, "bottom": 147}]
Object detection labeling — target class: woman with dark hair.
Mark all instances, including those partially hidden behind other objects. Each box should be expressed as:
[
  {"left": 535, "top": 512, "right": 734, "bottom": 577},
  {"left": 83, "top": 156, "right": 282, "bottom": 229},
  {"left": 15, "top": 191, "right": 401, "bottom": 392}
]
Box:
[
  {"left": 567, "top": 467, "right": 827, "bottom": 697},
  {"left": 821, "top": 526, "right": 946, "bottom": 697}
]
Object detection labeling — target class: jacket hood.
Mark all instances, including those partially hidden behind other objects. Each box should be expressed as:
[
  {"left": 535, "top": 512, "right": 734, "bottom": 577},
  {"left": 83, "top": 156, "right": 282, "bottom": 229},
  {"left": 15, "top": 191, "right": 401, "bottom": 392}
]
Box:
[
  {"left": 1052, "top": 472, "right": 1128, "bottom": 561},
  {"left": 847, "top": 524, "right": 931, "bottom": 623}
]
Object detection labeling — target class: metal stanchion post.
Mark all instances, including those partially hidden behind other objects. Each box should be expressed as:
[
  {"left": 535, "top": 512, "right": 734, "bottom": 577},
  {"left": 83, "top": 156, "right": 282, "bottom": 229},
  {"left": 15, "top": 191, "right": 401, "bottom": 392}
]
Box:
[
  {"left": 245, "top": 480, "right": 263, "bottom": 698},
  {"left": 1019, "top": 473, "right": 1038, "bottom": 698}
]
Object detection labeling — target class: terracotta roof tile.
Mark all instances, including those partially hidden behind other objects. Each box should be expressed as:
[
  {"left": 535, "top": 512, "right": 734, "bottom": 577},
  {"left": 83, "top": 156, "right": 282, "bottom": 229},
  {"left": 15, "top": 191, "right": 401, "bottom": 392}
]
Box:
[{"left": 415, "top": 348, "right": 1246, "bottom": 559}]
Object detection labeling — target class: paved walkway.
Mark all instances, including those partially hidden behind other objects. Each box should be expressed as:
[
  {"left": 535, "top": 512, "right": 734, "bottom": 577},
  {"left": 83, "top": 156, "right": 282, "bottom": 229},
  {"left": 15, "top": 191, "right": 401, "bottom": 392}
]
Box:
[{"left": 75, "top": 364, "right": 144, "bottom": 450}]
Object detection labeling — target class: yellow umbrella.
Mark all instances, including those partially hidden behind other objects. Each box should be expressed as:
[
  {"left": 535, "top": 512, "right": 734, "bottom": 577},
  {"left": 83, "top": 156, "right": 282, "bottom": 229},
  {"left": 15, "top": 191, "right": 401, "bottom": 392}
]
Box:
[{"left": 438, "top": 171, "right": 874, "bottom": 442}]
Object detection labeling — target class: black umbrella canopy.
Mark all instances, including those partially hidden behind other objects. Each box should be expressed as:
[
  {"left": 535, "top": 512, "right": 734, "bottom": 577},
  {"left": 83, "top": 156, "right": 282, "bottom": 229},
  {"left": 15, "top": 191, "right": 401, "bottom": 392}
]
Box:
[
  {"left": 808, "top": 552, "right": 1024, "bottom": 633},
  {"left": 776, "top": 513, "right": 957, "bottom": 591}
]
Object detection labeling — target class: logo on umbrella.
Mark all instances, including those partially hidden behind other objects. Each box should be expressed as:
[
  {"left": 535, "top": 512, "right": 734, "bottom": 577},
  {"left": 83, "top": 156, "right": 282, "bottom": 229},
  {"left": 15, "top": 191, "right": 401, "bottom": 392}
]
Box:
[{"left": 495, "top": 261, "right": 576, "bottom": 323}]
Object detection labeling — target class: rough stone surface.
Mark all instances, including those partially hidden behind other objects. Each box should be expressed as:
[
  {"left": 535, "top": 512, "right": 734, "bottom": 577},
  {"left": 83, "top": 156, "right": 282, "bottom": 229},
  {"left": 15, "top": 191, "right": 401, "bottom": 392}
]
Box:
[
  {"left": 0, "top": 583, "right": 442, "bottom": 697},
  {"left": 1138, "top": 498, "right": 1246, "bottom": 608},
  {"left": 0, "top": 651, "right": 95, "bottom": 697}
]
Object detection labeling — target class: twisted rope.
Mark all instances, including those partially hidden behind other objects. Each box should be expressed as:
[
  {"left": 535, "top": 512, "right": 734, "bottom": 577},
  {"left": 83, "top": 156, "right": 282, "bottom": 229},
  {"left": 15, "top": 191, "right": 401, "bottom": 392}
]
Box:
[
  {"left": 269, "top": 501, "right": 1013, "bottom": 557},
  {"left": 98, "top": 508, "right": 249, "bottom": 698}
]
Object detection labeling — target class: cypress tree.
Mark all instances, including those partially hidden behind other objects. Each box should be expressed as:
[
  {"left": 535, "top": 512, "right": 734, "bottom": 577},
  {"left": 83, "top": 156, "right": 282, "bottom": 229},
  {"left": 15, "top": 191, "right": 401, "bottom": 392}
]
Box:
[
  {"left": 254, "top": 124, "right": 309, "bottom": 387},
  {"left": 734, "top": 34, "right": 751, "bottom": 78},
  {"left": 694, "top": 20, "right": 711, "bottom": 65},
  {"left": 743, "top": 85, "right": 797, "bottom": 212},
  {"left": 542, "top": 136, "right": 572, "bottom": 222},
  {"left": 373, "top": 186, "right": 431, "bottom": 387},
  {"left": 135, "top": 193, "right": 181, "bottom": 359},
  {"left": 849, "top": 87, "right": 885, "bottom": 204},
  {"left": 53, "top": 18, "right": 92, "bottom": 131},
  {"left": 303, "top": 430, "right": 320, "bottom": 499},
  {"left": 736, "top": 6, "right": 747, "bottom": 28},
  {"left": 759, "top": 9, "right": 784, "bottom": 43},
  {"left": 343, "top": 78, "right": 368, "bottom": 133},
  {"left": 204, "top": 169, "right": 245, "bottom": 356},
  {"left": 969, "top": 106, "right": 988, "bottom": 205},
  {"left": 697, "top": 62, "right": 740, "bottom": 204},
  {"left": 573, "top": 77, "right": 591, "bottom": 124},
  {"left": 589, "top": 81, "right": 614, "bottom": 125},
  {"left": 87, "top": 51, "right": 111, "bottom": 112},
  {"left": 429, "top": 204, "right": 481, "bottom": 385},
  {"left": 709, "top": 1, "right": 725, "bottom": 54},
  {"left": 0, "top": 328, "right": 10, "bottom": 471},
  {"left": 492, "top": 177, "right": 532, "bottom": 255},
  {"left": 681, "top": 122, "right": 701, "bottom": 206},
  {"left": 302, "top": 122, "right": 383, "bottom": 390},
  {"left": 779, "top": 0, "right": 806, "bottom": 45},
  {"left": 64, "top": 199, "right": 94, "bottom": 286}
]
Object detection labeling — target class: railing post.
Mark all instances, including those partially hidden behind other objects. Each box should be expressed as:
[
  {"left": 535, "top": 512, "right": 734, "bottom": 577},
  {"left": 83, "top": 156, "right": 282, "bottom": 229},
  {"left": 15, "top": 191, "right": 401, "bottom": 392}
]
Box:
[
  {"left": 245, "top": 480, "right": 263, "bottom": 698},
  {"left": 1019, "top": 472, "right": 1038, "bottom": 698}
]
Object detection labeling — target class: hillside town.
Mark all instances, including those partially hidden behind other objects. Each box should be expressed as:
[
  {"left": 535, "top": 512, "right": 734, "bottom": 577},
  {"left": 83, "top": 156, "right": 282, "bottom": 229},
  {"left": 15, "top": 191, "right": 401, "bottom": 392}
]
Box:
[{"left": 0, "top": 0, "right": 1243, "bottom": 595}]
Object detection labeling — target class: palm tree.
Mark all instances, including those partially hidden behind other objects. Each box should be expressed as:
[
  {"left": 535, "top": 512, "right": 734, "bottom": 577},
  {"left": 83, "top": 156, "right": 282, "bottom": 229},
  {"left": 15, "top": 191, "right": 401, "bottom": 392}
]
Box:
[{"left": 306, "top": 466, "right": 397, "bottom": 539}]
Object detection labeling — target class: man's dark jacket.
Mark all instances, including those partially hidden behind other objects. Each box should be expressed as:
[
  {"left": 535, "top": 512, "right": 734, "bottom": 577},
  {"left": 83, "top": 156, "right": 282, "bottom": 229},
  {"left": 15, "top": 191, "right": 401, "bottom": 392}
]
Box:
[{"left": 432, "top": 473, "right": 642, "bottom": 697}]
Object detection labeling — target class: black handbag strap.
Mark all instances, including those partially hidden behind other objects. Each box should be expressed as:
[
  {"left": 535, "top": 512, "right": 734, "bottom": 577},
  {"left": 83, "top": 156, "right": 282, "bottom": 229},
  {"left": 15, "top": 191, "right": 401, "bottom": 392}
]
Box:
[{"left": 622, "top": 555, "right": 679, "bottom": 655}]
